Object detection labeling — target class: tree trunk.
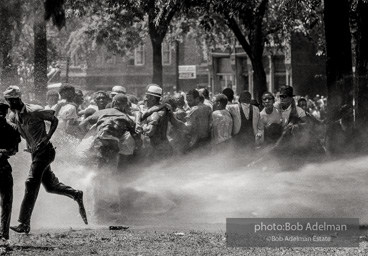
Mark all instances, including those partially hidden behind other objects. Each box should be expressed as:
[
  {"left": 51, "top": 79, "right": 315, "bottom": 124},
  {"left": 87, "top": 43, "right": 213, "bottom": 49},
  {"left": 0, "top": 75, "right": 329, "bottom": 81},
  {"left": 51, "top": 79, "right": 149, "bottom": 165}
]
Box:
[
  {"left": 175, "top": 40, "right": 180, "bottom": 92},
  {"left": 33, "top": 0, "right": 48, "bottom": 104},
  {"left": 355, "top": 1, "right": 368, "bottom": 131},
  {"left": 250, "top": 55, "right": 267, "bottom": 103},
  {"left": 324, "top": 0, "right": 353, "bottom": 122},
  {"left": 150, "top": 36, "right": 163, "bottom": 87},
  {"left": 0, "top": 3, "right": 17, "bottom": 89},
  {"left": 148, "top": 11, "right": 165, "bottom": 88},
  {"left": 224, "top": 2, "right": 268, "bottom": 103}
]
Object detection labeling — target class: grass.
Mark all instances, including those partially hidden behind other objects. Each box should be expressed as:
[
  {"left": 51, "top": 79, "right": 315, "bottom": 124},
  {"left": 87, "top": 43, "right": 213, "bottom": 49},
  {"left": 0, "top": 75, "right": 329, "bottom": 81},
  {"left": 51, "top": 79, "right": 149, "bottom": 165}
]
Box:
[{"left": 2, "top": 227, "right": 368, "bottom": 255}]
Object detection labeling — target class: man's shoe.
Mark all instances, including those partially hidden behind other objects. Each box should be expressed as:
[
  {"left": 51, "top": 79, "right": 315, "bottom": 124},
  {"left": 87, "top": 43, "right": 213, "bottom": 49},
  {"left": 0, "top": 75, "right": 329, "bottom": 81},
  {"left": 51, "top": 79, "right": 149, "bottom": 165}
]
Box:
[
  {"left": 75, "top": 190, "right": 88, "bottom": 225},
  {"left": 0, "top": 237, "right": 11, "bottom": 248},
  {"left": 10, "top": 223, "right": 30, "bottom": 234}
]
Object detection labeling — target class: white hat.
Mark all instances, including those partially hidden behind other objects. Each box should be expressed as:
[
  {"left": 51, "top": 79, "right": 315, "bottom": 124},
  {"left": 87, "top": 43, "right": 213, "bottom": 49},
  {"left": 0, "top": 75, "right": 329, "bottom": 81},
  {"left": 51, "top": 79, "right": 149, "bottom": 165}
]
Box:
[
  {"left": 110, "top": 85, "right": 127, "bottom": 97},
  {"left": 146, "top": 84, "right": 162, "bottom": 98}
]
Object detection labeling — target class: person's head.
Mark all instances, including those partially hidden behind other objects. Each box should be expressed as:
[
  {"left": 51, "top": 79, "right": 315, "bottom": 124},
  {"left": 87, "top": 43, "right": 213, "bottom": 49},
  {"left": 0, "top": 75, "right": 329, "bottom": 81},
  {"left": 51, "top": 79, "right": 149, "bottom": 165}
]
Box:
[
  {"left": 46, "top": 90, "right": 59, "bottom": 107},
  {"left": 112, "top": 94, "right": 129, "bottom": 111},
  {"left": 239, "top": 91, "right": 252, "bottom": 104},
  {"left": 340, "top": 104, "right": 354, "bottom": 123},
  {"left": 0, "top": 98, "right": 9, "bottom": 120},
  {"left": 279, "top": 85, "right": 294, "bottom": 109},
  {"left": 314, "top": 94, "right": 320, "bottom": 102},
  {"left": 59, "top": 84, "right": 76, "bottom": 101},
  {"left": 162, "top": 95, "right": 177, "bottom": 110},
  {"left": 222, "top": 88, "right": 234, "bottom": 103},
  {"left": 145, "top": 84, "right": 162, "bottom": 108},
  {"left": 110, "top": 85, "right": 127, "bottom": 98},
  {"left": 4, "top": 85, "right": 23, "bottom": 111},
  {"left": 94, "top": 91, "right": 109, "bottom": 110},
  {"left": 213, "top": 93, "right": 228, "bottom": 111},
  {"left": 198, "top": 89, "right": 205, "bottom": 103},
  {"left": 175, "top": 94, "right": 185, "bottom": 108},
  {"left": 199, "top": 88, "right": 210, "bottom": 99},
  {"left": 74, "top": 89, "right": 84, "bottom": 106},
  {"left": 262, "top": 92, "right": 275, "bottom": 110},
  {"left": 127, "top": 94, "right": 138, "bottom": 105},
  {"left": 186, "top": 89, "right": 200, "bottom": 107},
  {"left": 298, "top": 98, "right": 308, "bottom": 112}
]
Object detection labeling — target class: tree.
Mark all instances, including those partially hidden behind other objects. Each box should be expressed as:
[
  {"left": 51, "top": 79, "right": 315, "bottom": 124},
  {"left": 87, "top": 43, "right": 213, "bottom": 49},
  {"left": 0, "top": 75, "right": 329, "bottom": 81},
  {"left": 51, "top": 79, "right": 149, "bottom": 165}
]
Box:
[
  {"left": 32, "top": 0, "right": 66, "bottom": 103},
  {"left": 0, "top": 0, "right": 22, "bottom": 89},
  {"left": 68, "top": 0, "right": 186, "bottom": 87},
  {"left": 324, "top": 0, "right": 353, "bottom": 121},
  {"left": 351, "top": 0, "right": 368, "bottom": 129},
  {"left": 191, "top": 0, "right": 294, "bottom": 102}
]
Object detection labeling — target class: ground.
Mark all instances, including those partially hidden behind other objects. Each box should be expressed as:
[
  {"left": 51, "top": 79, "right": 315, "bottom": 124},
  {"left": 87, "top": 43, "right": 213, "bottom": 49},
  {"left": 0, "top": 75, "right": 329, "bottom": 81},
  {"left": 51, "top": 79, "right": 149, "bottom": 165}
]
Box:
[
  {"left": 5, "top": 140, "right": 368, "bottom": 255},
  {"left": 2, "top": 227, "right": 368, "bottom": 255}
]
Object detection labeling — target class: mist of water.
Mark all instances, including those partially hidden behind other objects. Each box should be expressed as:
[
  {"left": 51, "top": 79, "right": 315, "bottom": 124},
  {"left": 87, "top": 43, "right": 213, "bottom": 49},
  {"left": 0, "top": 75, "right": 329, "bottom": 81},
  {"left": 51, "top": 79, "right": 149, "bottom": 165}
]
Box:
[{"left": 9, "top": 139, "right": 368, "bottom": 230}]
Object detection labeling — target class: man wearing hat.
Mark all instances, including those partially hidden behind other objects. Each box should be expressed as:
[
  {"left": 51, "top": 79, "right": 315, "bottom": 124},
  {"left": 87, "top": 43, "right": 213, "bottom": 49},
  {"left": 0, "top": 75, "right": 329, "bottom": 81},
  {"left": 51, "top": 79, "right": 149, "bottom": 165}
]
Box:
[
  {"left": 3, "top": 86, "right": 88, "bottom": 234},
  {"left": 106, "top": 86, "right": 127, "bottom": 108},
  {"left": 272, "top": 85, "right": 309, "bottom": 160},
  {"left": 141, "top": 84, "right": 172, "bottom": 160},
  {"left": 278, "top": 85, "right": 307, "bottom": 130},
  {"left": 110, "top": 85, "right": 127, "bottom": 97},
  {"left": 0, "top": 99, "right": 20, "bottom": 243}
]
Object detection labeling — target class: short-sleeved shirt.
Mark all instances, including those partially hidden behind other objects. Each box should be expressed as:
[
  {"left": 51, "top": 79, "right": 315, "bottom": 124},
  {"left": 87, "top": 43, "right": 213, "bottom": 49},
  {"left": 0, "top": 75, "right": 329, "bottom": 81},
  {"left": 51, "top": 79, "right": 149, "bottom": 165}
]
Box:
[
  {"left": 211, "top": 109, "right": 233, "bottom": 145},
  {"left": 259, "top": 107, "right": 282, "bottom": 130},
  {"left": 0, "top": 120, "right": 21, "bottom": 160},
  {"left": 57, "top": 103, "right": 79, "bottom": 133},
  {"left": 58, "top": 103, "right": 78, "bottom": 120},
  {"left": 9, "top": 103, "right": 55, "bottom": 152}
]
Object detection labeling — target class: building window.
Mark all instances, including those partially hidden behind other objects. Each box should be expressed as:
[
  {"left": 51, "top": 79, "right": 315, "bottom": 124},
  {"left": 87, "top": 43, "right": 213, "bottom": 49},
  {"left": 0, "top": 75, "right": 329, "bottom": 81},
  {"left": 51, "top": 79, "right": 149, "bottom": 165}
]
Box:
[
  {"left": 162, "top": 42, "right": 171, "bottom": 65},
  {"left": 135, "top": 44, "right": 145, "bottom": 66}
]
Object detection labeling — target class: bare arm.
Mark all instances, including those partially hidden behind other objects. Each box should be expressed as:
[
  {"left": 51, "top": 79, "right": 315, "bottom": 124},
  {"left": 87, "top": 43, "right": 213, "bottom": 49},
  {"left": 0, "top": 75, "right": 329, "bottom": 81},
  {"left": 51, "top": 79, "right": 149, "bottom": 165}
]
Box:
[
  {"left": 47, "top": 115, "right": 59, "bottom": 140},
  {"left": 35, "top": 115, "right": 58, "bottom": 151}
]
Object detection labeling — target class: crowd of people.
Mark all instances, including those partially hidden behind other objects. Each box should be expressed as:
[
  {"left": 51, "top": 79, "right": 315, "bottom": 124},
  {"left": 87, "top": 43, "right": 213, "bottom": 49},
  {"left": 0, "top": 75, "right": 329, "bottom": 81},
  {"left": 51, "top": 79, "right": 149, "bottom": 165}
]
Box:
[{"left": 0, "top": 82, "right": 359, "bottom": 245}]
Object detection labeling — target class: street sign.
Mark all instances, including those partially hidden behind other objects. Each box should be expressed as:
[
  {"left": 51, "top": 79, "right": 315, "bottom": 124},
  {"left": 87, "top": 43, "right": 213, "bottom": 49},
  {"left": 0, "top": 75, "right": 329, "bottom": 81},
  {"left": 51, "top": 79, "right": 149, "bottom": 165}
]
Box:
[{"left": 179, "top": 65, "right": 196, "bottom": 79}]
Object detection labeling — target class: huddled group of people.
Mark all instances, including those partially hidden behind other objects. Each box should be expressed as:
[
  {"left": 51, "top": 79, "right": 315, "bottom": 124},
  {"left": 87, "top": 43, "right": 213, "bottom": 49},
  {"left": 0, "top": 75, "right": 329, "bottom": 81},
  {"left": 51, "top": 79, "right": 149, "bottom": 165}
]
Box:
[
  {"left": 0, "top": 81, "right": 358, "bottom": 244},
  {"left": 44, "top": 84, "right": 328, "bottom": 164}
]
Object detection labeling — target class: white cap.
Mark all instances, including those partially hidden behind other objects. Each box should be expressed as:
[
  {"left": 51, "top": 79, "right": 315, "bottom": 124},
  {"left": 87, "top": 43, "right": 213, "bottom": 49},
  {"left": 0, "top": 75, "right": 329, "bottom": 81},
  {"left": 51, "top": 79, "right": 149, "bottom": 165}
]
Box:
[
  {"left": 146, "top": 84, "right": 162, "bottom": 98},
  {"left": 110, "top": 85, "right": 127, "bottom": 97}
]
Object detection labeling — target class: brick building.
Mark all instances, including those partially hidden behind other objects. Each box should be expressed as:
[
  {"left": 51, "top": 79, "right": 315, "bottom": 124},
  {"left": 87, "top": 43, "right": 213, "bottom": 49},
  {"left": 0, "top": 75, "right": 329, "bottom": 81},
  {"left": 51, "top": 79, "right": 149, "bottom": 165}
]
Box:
[{"left": 63, "top": 33, "right": 326, "bottom": 99}]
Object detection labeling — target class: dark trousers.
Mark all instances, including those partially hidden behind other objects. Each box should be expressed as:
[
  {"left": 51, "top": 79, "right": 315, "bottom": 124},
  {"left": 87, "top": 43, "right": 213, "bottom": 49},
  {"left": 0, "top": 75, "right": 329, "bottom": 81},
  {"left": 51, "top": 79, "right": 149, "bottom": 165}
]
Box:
[
  {"left": 18, "top": 143, "right": 78, "bottom": 225},
  {"left": 0, "top": 159, "right": 13, "bottom": 239}
]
